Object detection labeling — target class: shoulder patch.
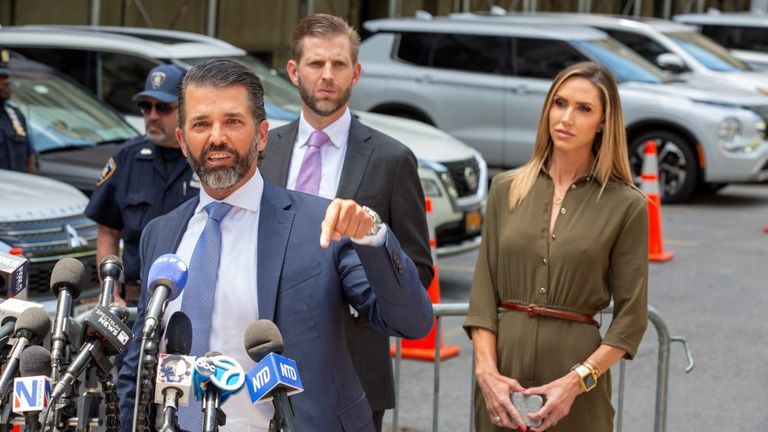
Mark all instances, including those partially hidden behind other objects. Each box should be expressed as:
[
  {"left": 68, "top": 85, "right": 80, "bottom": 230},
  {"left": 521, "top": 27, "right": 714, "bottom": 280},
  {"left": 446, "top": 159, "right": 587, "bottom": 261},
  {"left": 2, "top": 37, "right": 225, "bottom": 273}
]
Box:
[{"left": 96, "top": 157, "right": 117, "bottom": 186}]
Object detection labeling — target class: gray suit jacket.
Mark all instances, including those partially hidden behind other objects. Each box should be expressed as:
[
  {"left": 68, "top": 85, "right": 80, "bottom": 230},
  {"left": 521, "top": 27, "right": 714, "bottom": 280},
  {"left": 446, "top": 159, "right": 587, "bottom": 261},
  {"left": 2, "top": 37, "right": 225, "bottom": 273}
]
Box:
[{"left": 261, "top": 116, "right": 433, "bottom": 410}]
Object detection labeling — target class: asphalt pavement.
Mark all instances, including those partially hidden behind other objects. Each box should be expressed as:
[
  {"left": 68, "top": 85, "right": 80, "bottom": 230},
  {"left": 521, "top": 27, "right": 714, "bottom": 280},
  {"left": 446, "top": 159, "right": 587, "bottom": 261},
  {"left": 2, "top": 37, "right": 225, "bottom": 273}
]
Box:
[{"left": 385, "top": 183, "right": 768, "bottom": 431}]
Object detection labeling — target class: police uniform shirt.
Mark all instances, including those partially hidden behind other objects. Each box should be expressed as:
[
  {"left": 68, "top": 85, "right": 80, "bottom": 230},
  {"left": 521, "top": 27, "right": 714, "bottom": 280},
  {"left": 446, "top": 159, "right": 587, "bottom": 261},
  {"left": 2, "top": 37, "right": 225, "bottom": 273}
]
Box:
[
  {"left": 85, "top": 137, "right": 198, "bottom": 282},
  {"left": 0, "top": 102, "right": 34, "bottom": 172}
]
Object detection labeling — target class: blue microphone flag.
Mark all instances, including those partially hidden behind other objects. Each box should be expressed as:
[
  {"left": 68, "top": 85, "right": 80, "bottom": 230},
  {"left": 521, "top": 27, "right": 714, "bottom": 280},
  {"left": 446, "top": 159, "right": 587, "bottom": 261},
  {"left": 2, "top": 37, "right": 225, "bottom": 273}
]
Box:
[{"left": 245, "top": 352, "right": 304, "bottom": 404}]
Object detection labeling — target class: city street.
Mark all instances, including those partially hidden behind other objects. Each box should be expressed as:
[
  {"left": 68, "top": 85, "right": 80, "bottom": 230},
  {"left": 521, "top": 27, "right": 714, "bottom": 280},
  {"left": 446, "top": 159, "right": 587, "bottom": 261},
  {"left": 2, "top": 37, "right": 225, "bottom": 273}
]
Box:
[{"left": 388, "top": 183, "right": 768, "bottom": 431}]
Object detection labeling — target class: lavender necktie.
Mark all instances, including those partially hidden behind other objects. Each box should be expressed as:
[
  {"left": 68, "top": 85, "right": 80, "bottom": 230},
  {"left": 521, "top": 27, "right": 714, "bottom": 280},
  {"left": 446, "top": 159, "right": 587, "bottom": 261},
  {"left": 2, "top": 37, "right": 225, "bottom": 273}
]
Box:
[{"left": 294, "top": 130, "right": 329, "bottom": 195}]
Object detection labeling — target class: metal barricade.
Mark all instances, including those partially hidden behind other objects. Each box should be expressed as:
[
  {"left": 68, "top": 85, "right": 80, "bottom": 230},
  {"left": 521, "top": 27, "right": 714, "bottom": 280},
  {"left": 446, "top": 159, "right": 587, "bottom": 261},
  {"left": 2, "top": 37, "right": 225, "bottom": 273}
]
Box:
[{"left": 391, "top": 303, "right": 694, "bottom": 432}]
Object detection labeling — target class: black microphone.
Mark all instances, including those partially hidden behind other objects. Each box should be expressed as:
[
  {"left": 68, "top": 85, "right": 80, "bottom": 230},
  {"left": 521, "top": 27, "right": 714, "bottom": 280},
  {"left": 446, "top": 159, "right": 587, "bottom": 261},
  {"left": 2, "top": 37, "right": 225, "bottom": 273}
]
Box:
[
  {"left": 143, "top": 254, "right": 188, "bottom": 338},
  {"left": 49, "top": 258, "right": 85, "bottom": 383},
  {"left": 13, "top": 346, "right": 52, "bottom": 432},
  {"left": 156, "top": 312, "right": 193, "bottom": 432},
  {"left": 243, "top": 320, "right": 299, "bottom": 432},
  {"left": 50, "top": 304, "right": 132, "bottom": 401},
  {"left": 98, "top": 255, "right": 122, "bottom": 308},
  {"left": 0, "top": 307, "right": 51, "bottom": 403},
  {"left": 0, "top": 299, "right": 44, "bottom": 349}
]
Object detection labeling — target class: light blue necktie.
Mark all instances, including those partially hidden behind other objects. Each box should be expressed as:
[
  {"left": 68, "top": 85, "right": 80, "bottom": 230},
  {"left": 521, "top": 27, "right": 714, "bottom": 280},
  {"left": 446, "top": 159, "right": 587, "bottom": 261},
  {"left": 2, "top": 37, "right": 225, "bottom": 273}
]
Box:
[{"left": 178, "top": 201, "right": 232, "bottom": 431}]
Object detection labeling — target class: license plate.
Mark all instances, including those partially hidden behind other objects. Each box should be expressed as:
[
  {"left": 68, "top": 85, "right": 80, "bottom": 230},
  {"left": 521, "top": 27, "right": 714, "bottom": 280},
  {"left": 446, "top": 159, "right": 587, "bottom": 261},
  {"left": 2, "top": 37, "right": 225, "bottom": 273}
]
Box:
[{"left": 465, "top": 210, "right": 482, "bottom": 234}]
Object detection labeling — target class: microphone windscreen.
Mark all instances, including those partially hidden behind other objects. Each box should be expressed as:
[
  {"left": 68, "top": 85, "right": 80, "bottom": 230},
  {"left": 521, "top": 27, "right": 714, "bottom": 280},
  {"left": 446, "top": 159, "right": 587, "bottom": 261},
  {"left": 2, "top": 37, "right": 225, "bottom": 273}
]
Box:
[
  {"left": 16, "top": 307, "right": 51, "bottom": 341},
  {"left": 19, "top": 345, "right": 52, "bottom": 377},
  {"left": 244, "top": 320, "right": 284, "bottom": 362},
  {"left": 99, "top": 255, "right": 123, "bottom": 280},
  {"left": 147, "top": 254, "right": 188, "bottom": 301},
  {"left": 166, "top": 312, "right": 192, "bottom": 355},
  {"left": 50, "top": 258, "right": 85, "bottom": 298}
]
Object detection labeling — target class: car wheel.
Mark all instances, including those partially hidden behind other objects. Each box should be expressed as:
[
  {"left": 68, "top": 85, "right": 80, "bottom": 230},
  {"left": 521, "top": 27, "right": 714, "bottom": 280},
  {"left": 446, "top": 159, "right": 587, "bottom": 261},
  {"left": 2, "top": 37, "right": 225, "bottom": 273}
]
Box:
[{"left": 629, "top": 131, "right": 698, "bottom": 203}]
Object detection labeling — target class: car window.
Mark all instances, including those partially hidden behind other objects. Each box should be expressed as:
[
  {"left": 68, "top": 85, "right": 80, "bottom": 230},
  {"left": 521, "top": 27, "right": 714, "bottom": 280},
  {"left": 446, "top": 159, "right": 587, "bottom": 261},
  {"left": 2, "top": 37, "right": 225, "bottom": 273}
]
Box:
[
  {"left": 699, "top": 25, "right": 768, "bottom": 53},
  {"left": 514, "top": 38, "right": 588, "bottom": 79},
  {"left": 10, "top": 70, "right": 138, "bottom": 153},
  {"left": 665, "top": 31, "right": 748, "bottom": 71},
  {"left": 8, "top": 48, "right": 98, "bottom": 93},
  {"left": 575, "top": 39, "right": 666, "bottom": 84},
  {"left": 603, "top": 29, "right": 670, "bottom": 66},
  {"left": 99, "top": 52, "right": 159, "bottom": 115},
  {"left": 396, "top": 32, "right": 436, "bottom": 66},
  {"left": 431, "top": 34, "right": 507, "bottom": 75}
]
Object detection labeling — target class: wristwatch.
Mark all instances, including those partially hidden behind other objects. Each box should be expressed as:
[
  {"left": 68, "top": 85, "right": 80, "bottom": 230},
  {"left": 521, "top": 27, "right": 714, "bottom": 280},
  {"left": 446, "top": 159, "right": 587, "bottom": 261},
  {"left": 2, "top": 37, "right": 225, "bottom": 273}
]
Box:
[
  {"left": 571, "top": 363, "right": 598, "bottom": 392},
  {"left": 361, "top": 206, "right": 383, "bottom": 236}
]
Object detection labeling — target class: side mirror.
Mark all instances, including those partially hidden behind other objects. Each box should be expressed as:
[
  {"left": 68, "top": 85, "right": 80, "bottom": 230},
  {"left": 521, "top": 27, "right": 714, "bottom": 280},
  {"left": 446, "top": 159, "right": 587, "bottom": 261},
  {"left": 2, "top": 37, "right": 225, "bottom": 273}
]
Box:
[{"left": 656, "top": 53, "right": 688, "bottom": 73}]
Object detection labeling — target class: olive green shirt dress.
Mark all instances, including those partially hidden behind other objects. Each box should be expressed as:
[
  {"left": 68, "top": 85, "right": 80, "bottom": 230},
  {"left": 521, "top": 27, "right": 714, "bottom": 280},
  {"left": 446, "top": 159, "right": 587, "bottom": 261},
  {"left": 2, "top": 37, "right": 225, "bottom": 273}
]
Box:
[{"left": 464, "top": 170, "right": 649, "bottom": 431}]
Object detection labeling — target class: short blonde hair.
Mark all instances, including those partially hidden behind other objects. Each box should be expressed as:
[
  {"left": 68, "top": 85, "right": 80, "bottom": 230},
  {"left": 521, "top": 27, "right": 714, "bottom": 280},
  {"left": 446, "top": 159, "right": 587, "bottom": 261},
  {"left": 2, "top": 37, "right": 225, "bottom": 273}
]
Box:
[
  {"left": 505, "top": 61, "right": 635, "bottom": 209},
  {"left": 290, "top": 14, "right": 361, "bottom": 63}
]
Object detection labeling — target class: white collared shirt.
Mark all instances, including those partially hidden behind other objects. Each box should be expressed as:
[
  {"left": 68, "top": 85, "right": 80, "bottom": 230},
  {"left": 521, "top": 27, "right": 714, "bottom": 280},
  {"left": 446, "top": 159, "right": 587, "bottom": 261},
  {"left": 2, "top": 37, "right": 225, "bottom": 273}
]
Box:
[
  {"left": 162, "top": 170, "right": 273, "bottom": 431},
  {"left": 285, "top": 108, "right": 351, "bottom": 199}
]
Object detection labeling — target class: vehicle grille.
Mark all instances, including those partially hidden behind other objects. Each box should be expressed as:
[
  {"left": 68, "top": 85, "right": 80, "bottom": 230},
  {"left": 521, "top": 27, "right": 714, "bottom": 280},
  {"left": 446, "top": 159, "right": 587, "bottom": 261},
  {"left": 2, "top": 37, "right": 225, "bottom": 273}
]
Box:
[
  {"left": 0, "top": 214, "right": 98, "bottom": 296},
  {"left": 442, "top": 157, "right": 481, "bottom": 198}
]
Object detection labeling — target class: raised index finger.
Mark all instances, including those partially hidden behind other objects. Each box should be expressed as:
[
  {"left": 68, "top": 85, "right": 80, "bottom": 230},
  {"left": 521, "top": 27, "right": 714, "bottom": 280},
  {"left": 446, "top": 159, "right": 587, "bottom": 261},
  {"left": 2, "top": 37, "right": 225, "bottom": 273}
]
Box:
[{"left": 321, "top": 199, "right": 341, "bottom": 248}]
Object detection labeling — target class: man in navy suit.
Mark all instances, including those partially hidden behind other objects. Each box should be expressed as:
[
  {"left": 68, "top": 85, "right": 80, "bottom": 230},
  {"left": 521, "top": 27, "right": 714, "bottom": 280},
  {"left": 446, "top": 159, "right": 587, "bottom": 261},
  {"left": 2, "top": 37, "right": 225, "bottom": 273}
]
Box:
[{"left": 116, "top": 59, "right": 433, "bottom": 432}]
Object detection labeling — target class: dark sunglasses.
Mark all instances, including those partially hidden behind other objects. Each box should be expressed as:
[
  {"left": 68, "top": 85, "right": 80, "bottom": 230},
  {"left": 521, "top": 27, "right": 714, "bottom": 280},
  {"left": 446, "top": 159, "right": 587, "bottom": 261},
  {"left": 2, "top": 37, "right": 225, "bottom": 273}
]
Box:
[{"left": 137, "top": 101, "right": 177, "bottom": 116}]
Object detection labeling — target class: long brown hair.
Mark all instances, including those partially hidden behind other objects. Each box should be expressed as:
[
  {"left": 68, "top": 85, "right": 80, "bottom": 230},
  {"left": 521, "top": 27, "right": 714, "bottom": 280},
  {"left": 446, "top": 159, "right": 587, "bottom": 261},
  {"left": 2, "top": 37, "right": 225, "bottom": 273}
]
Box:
[{"left": 505, "top": 62, "right": 635, "bottom": 209}]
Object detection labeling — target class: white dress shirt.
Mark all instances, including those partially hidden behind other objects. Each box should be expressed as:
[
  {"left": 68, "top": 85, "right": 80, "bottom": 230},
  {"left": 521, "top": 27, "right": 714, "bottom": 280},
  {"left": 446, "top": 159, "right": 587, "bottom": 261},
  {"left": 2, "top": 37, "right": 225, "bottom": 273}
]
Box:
[
  {"left": 161, "top": 170, "right": 273, "bottom": 432},
  {"left": 285, "top": 108, "right": 351, "bottom": 199}
]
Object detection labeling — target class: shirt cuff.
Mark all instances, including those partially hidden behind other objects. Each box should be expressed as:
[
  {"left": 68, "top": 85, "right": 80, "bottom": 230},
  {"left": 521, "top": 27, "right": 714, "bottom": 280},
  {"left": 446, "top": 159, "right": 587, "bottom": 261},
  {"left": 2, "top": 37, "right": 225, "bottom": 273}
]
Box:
[{"left": 351, "top": 224, "right": 388, "bottom": 247}]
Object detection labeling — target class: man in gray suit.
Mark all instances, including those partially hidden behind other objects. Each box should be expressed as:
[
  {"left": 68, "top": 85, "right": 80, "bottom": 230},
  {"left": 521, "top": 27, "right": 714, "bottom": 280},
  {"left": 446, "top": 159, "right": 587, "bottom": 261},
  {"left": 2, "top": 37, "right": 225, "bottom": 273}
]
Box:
[{"left": 261, "top": 13, "right": 433, "bottom": 431}]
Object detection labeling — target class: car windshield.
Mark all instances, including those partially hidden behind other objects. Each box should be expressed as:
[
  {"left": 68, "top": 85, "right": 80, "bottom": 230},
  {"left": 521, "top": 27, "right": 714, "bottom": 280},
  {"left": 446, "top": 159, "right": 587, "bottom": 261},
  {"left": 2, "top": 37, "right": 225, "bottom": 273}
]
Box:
[
  {"left": 10, "top": 70, "right": 138, "bottom": 153},
  {"left": 575, "top": 39, "right": 667, "bottom": 84},
  {"left": 181, "top": 55, "right": 302, "bottom": 121},
  {"left": 665, "top": 31, "right": 749, "bottom": 72}
]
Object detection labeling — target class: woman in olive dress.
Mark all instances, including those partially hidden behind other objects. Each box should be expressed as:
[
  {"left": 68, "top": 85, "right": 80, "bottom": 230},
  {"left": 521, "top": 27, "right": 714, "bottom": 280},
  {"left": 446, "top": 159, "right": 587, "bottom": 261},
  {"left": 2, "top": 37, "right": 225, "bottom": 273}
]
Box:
[{"left": 464, "top": 62, "right": 648, "bottom": 431}]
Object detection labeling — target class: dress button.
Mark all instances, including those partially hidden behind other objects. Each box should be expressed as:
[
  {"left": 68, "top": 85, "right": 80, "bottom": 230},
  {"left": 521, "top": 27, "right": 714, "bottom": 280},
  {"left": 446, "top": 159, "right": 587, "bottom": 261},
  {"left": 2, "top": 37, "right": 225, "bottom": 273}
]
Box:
[
  {"left": 542, "top": 258, "right": 548, "bottom": 265},
  {"left": 551, "top": 233, "right": 556, "bottom": 240},
  {"left": 570, "top": 184, "right": 576, "bottom": 190},
  {"left": 539, "top": 287, "right": 546, "bottom": 294},
  {"left": 560, "top": 207, "right": 567, "bottom": 215}
]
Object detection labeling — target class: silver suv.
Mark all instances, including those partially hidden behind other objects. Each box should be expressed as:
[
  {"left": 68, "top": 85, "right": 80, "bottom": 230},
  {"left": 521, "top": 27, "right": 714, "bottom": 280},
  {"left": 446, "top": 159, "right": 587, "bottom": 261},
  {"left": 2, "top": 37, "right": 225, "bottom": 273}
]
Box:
[
  {"left": 674, "top": 12, "right": 768, "bottom": 71},
  {"left": 350, "top": 16, "right": 768, "bottom": 203},
  {"left": 0, "top": 25, "right": 487, "bottom": 255}
]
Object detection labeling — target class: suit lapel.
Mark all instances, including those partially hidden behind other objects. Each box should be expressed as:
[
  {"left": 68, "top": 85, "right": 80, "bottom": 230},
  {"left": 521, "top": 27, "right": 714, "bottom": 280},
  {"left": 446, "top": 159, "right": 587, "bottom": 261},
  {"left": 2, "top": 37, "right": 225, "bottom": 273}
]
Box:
[
  {"left": 264, "top": 120, "right": 300, "bottom": 187},
  {"left": 257, "top": 179, "right": 295, "bottom": 322},
  {"left": 336, "top": 117, "right": 375, "bottom": 199},
  {"left": 170, "top": 198, "right": 198, "bottom": 252}
]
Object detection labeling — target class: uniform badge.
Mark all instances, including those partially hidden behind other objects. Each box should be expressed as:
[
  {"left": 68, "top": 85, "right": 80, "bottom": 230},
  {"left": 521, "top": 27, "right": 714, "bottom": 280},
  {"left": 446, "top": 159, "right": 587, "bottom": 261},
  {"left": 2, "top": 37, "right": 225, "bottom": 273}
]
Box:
[
  {"left": 140, "top": 147, "right": 152, "bottom": 156},
  {"left": 4, "top": 107, "right": 27, "bottom": 138},
  {"left": 150, "top": 71, "right": 167, "bottom": 89},
  {"left": 96, "top": 157, "right": 117, "bottom": 186},
  {"left": 1, "top": 50, "right": 8, "bottom": 64}
]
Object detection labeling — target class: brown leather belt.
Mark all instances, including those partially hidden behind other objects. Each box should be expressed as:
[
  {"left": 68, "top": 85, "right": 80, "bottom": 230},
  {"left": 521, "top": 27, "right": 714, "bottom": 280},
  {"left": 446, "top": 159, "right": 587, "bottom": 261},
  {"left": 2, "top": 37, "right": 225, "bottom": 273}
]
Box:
[{"left": 499, "top": 301, "right": 598, "bottom": 327}]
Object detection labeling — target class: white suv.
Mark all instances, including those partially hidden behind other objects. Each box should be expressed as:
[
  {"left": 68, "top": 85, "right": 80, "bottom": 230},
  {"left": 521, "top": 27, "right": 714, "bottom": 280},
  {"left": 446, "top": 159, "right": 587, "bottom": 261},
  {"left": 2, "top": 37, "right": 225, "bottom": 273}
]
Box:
[
  {"left": 350, "top": 16, "right": 768, "bottom": 203},
  {"left": 0, "top": 25, "right": 487, "bottom": 255}
]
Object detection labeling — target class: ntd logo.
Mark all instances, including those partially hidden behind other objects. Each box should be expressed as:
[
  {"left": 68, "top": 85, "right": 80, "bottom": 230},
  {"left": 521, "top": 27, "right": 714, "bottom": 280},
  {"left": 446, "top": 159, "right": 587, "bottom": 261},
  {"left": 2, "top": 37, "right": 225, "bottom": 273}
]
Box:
[
  {"left": 245, "top": 353, "right": 304, "bottom": 404},
  {"left": 251, "top": 367, "right": 271, "bottom": 391},
  {"left": 13, "top": 377, "right": 52, "bottom": 413}
]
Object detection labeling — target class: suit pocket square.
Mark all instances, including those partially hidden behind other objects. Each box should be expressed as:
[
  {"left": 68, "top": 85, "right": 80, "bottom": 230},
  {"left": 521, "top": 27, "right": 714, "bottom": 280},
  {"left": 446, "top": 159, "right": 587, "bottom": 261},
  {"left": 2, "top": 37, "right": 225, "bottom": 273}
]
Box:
[{"left": 279, "top": 261, "right": 321, "bottom": 290}]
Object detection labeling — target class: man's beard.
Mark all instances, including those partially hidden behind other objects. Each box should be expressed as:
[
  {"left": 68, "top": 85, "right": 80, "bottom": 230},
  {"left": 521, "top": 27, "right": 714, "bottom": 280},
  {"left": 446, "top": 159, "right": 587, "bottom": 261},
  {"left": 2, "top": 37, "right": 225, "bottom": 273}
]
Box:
[
  {"left": 185, "top": 138, "right": 259, "bottom": 190},
  {"left": 298, "top": 78, "right": 352, "bottom": 117}
]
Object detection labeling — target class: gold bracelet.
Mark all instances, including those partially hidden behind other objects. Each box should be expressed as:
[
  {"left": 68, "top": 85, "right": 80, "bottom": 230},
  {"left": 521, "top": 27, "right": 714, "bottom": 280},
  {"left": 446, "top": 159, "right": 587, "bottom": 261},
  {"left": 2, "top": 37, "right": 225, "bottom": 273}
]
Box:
[{"left": 584, "top": 359, "right": 602, "bottom": 377}]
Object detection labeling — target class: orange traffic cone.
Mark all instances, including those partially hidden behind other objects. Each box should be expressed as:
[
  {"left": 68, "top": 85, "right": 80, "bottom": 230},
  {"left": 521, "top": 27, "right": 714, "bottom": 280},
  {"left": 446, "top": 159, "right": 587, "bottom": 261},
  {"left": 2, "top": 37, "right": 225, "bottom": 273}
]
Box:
[
  {"left": 390, "top": 198, "right": 461, "bottom": 361},
  {"left": 642, "top": 140, "right": 675, "bottom": 263}
]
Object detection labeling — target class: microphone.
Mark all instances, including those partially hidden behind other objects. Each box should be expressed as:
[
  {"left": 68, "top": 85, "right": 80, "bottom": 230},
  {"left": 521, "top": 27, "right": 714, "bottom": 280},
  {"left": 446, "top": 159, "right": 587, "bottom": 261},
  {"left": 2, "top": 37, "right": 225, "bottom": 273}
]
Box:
[
  {"left": 143, "top": 254, "right": 187, "bottom": 338},
  {"left": 50, "top": 304, "right": 132, "bottom": 401},
  {"left": 0, "top": 251, "right": 29, "bottom": 298},
  {"left": 12, "top": 346, "right": 52, "bottom": 432},
  {"left": 49, "top": 258, "right": 85, "bottom": 383},
  {"left": 243, "top": 320, "right": 302, "bottom": 432},
  {"left": 155, "top": 312, "right": 194, "bottom": 432},
  {"left": 0, "top": 307, "right": 51, "bottom": 403},
  {"left": 0, "top": 299, "right": 44, "bottom": 349},
  {"left": 193, "top": 353, "right": 246, "bottom": 432},
  {"left": 98, "top": 255, "right": 122, "bottom": 308}
]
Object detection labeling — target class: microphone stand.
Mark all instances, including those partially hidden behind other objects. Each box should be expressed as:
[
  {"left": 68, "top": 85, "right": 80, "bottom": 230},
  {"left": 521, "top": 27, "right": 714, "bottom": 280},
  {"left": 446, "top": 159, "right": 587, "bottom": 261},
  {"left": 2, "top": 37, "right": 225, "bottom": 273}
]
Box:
[
  {"left": 202, "top": 386, "right": 226, "bottom": 432},
  {"left": 268, "top": 390, "right": 298, "bottom": 432}
]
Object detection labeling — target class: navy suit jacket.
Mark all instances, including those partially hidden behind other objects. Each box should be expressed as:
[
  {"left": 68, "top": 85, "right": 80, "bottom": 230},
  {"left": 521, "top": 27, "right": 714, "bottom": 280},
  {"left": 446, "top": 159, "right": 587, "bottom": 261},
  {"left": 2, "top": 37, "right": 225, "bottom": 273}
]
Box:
[{"left": 117, "top": 177, "right": 433, "bottom": 432}]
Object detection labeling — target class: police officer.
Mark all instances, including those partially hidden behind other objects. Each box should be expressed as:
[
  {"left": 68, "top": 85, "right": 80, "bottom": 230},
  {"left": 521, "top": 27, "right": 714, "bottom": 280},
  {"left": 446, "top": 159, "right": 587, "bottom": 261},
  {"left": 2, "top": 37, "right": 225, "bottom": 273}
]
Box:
[
  {"left": 0, "top": 49, "right": 36, "bottom": 173},
  {"left": 86, "top": 64, "right": 196, "bottom": 305}
]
